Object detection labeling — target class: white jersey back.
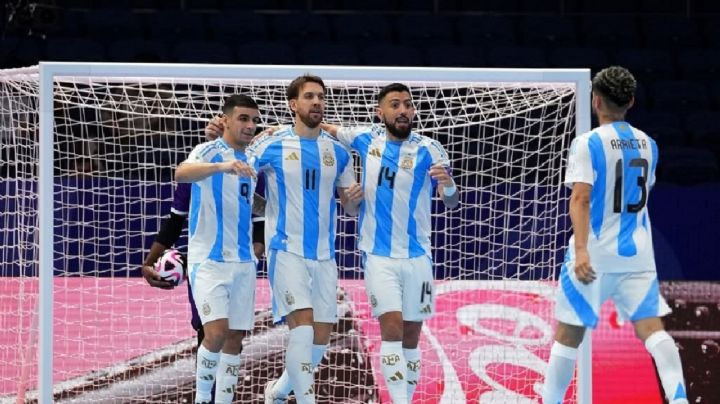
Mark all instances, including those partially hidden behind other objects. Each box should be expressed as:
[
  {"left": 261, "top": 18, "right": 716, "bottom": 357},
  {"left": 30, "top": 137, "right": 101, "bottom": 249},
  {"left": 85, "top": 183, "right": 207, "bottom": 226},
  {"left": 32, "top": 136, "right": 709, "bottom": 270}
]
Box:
[
  {"left": 247, "top": 127, "right": 355, "bottom": 261},
  {"left": 564, "top": 121, "right": 659, "bottom": 272},
  {"left": 337, "top": 125, "right": 451, "bottom": 258},
  {"left": 184, "top": 139, "right": 256, "bottom": 264}
]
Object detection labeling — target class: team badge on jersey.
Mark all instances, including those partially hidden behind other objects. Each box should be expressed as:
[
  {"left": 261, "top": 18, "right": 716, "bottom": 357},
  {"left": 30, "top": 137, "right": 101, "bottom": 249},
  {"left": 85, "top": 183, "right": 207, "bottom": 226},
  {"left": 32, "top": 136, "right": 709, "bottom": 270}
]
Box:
[
  {"left": 400, "top": 155, "right": 414, "bottom": 170},
  {"left": 322, "top": 150, "right": 335, "bottom": 166}
]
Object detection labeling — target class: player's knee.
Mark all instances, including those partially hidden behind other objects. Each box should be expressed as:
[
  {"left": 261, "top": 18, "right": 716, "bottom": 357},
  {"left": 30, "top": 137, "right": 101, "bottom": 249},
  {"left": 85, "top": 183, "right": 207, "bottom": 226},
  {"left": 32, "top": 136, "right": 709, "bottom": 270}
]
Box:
[
  {"left": 633, "top": 317, "right": 665, "bottom": 342},
  {"left": 379, "top": 312, "right": 404, "bottom": 341},
  {"left": 554, "top": 322, "right": 585, "bottom": 348}
]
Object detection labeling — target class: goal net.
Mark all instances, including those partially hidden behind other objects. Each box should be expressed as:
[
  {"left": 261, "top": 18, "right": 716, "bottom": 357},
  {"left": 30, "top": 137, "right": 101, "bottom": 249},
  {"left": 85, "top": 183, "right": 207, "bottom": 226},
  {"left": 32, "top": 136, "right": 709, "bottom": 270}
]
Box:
[{"left": 0, "top": 63, "right": 588, "bottom": 403}]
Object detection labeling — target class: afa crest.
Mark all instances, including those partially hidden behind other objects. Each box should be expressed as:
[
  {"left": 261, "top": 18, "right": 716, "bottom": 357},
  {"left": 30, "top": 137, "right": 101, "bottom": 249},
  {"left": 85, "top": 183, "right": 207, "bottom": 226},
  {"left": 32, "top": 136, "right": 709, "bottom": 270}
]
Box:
[
  {"left": 285, "top": 290, "right": 295, "bottom": 305},
  {"left": 400, "top": 156, "right": 414, "bottom": 170},
  {"left": 202, "top": 302, "right": 211, "bottom": 316},
  {"left": 322, "top": 150, "right": 335, "bottom": 166}
]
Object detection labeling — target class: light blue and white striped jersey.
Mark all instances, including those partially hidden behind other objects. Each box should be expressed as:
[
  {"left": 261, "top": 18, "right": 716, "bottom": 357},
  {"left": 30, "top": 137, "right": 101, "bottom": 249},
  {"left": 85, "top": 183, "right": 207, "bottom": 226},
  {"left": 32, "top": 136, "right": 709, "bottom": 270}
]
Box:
[
  {"left": 337, "top": 125, "right": 451, "bottom": 258},
  {"left": 564, "top": 121, "right": 659, "bottom": 272},
  {"left": 184, "top": 138, "right": 256, "bottom": 264},
  {"left": 247, "top": 127, "right": 355, "bottom": 261}
]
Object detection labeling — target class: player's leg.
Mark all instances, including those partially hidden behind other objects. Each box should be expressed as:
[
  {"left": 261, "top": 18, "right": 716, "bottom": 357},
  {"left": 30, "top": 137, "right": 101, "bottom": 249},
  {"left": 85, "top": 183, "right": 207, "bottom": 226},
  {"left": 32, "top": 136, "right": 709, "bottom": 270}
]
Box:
[
  {"left": 215, "top": 262, "right": 256, "bottom": 403},
  {"left": 190, "top": 261, "right": 234, "bottom": 403},
  {"left": 269, "top": 257, "right": 337, "bottom": 402},
  {"left": 366, "top": 254, "right": 408, "bottom": 404},
  {"left": 266, "top": 250, "right": 316, "bottom": 404},
  {"left": 542, "top": 258, "right": 603, "bottom": 404},
  {"left": 614, "top": 272, "right": 688, "bottom": 404},
  {"left": 399, "top": 255, "right": 435, "bottom": 402}
]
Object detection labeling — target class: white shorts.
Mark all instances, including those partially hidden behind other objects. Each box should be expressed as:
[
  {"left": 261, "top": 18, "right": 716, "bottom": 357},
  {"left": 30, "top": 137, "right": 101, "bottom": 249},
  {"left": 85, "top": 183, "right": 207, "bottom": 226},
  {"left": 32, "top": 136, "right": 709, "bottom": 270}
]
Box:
[
  {"left": 363, "top": 253, "right": 435, "bottom": 322},
  {"left": 267, "top": 249, "right": 338, "bottom": 324},
  {"left": 554, "top": 259, "right": 671, "bottom": 329},
  {"left": 188, "top": 260, "right": 257, "bottom": 331}
]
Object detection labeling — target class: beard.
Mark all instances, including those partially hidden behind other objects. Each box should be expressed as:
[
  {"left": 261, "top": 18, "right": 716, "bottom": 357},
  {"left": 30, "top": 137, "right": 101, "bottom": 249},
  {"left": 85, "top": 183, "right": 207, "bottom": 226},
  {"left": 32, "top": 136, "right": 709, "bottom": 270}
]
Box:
[
  {"left": 298, "top": 110, "right": 323, "bottom": 129},
  {"left": 384, "top": 117, "right": 413, "bottom": 139}
]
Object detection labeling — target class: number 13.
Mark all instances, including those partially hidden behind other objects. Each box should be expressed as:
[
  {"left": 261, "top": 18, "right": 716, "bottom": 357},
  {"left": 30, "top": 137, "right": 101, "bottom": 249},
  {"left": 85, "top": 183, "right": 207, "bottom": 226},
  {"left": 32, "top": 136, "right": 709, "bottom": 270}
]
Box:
[{"left": 613, "top": 157, "right": 648, "bottom": 213}]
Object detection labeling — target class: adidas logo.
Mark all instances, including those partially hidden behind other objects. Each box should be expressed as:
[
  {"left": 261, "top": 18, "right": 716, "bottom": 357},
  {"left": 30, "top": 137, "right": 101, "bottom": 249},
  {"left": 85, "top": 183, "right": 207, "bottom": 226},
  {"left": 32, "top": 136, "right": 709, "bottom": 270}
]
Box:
[
  {"left": 369, "top": 148, "right": 382, "bottom": 158},
  {"left": 285, "top": 152, "right": 299, "bottom": 161},
  {"left": 388, "top": 371, "right": 404, "bottom": 382},
  {"left": 420, "top": 304, "right": 432, "bottom": 314}
]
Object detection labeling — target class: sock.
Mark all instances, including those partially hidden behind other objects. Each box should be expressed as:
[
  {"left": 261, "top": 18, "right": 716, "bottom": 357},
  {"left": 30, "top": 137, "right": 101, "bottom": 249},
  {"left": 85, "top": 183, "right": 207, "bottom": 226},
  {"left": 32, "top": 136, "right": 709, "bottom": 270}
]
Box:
[
  {"left": 645, "top": 331, "right": 688, "bottom": 404},
  {"left": 380, "top": 341, "right": 408, "bottom": 404},
  {"left": 215, "top": 352, "right": 240, "bottom": 403},
  {"left": 403, "top": 348, "right": 421, "bottom": 401},
  {"left": 195, "top": 344, "right": 219, "bottom": 403},
  {"left": 273, "top": 344, "right": 327, "bottom": 398},
  {"left": 541, "top": 342, "right": 577, "bottom": 404},
  {"left": 286, "top": 326, "right": 315, "bottom": 404}
]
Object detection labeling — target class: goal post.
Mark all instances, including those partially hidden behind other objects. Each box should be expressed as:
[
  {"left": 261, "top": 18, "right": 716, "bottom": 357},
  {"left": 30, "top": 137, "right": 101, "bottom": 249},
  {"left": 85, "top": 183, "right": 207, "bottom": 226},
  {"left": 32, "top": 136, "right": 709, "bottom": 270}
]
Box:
[{"left": 6, "top": 62, "right": 591, "bottom": 403}]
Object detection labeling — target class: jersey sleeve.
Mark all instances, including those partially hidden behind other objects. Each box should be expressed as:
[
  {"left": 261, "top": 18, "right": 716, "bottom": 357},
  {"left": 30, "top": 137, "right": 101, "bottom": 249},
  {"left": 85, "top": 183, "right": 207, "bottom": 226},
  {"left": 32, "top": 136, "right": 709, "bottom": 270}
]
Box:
[
  {"left": 564, "top": 136, "right": 594, "bottom": 187},
  {"left": 183, "top": 142, "right": 214, "bottom": 164},
  {"left": 337, "top": 125, "right": 376, "bottom": 149},
  {"left": 427, "top": 139, "right": 451, "bottom": 167},
  {"left": 170, "top": 182, "right": 191, "bottom": 216}
]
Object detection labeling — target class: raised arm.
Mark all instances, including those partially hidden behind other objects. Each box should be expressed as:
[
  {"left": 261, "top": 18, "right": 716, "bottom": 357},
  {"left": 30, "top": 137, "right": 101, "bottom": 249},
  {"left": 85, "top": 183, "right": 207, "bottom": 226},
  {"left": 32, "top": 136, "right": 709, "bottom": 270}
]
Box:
[{"left": 429, "top": 164, "right": 459, "bottom": 209}]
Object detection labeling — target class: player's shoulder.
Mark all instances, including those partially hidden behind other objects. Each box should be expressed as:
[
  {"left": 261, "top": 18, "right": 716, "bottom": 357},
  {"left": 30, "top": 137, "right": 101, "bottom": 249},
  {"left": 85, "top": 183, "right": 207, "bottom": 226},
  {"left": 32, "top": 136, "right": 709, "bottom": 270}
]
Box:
[
  {"left": 248, "top": 127, "right": 293, "bottom": 153},
  {"left": 320, "top": 130, "right": 350, "bottom": 150},
  {"left": 193, "top": 138, "right": 228, "bottom": 158}
]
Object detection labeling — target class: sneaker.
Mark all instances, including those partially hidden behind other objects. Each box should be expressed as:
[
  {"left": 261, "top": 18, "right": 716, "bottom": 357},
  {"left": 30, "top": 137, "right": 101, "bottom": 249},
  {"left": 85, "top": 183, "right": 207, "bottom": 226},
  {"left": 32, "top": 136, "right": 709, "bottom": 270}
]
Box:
[{"left": 264, "top": 379, "right": 286, "bottom": 404}]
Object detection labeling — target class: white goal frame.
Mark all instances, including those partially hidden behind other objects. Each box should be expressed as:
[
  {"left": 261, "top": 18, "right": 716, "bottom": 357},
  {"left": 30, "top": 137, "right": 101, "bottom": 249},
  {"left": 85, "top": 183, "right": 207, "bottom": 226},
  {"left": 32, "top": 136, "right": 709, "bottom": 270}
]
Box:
[{"left": 37, "top": 61, "right": 592, "bottom": 403}]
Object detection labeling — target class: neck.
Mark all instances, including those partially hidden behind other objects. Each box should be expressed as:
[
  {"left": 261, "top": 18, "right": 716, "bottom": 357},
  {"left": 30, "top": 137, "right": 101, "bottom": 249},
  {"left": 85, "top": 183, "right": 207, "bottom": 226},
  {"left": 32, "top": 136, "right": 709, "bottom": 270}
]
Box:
[
  {"left": 293, "top": 120, "right": 321, "bottom": 139},
  {"left": 597, "top": 112, "right": 625, "bottom": 126},
  {"left": 222, "top": 133, "right": 247, "bottom": 151}
]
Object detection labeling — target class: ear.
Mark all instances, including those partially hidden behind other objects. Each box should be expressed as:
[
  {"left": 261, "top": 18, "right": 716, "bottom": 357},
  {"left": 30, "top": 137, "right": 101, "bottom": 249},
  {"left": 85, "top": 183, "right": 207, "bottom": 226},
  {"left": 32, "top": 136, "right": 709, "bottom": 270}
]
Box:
[
  {"left": 289, "top": 99, "right": 297, "bottom": 113},
  {"left": 627, "top": 96, "right": 635, "bottom": 110},
  {"left": 375, "top": 105, "right": 383, "bottom": 121}
]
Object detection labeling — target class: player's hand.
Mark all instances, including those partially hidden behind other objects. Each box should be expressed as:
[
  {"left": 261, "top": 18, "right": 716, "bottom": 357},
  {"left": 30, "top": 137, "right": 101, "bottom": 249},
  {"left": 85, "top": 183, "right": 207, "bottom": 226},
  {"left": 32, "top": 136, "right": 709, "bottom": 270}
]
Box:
[
  {"left": 141, "top": 265, "right": 176, "bottom": 290},
  {"left": 205, "top": 116, "right": 224, "bottom": 140},
  {"left": 429, "top": 164, "right": 454, "bottom": 187},
  {"left": 574, "top": 249, "right": 596, "bottom": 284},
  {"left": 253, "top": 242, "right": 265, "bottom": 260},
  {"left": 344, "top": 183, "right": 364, "bottom": 203},
  {"left": 220, "top": 160, "right": 256, "bottom": 178}
]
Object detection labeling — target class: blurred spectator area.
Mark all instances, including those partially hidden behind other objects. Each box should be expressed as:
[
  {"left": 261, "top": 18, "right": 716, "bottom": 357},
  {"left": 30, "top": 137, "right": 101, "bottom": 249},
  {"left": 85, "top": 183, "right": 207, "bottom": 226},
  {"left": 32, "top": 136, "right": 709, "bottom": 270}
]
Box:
[{"left": 1, "top": 0, "right": 719, "bottom": 184}]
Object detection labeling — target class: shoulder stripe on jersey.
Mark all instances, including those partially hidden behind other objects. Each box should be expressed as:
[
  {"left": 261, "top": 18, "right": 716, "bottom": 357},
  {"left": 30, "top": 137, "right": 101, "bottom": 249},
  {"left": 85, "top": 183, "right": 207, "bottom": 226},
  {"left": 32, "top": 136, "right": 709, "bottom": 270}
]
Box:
[{"left": 587, "top": 132, "right": 606, "bottom": 240}]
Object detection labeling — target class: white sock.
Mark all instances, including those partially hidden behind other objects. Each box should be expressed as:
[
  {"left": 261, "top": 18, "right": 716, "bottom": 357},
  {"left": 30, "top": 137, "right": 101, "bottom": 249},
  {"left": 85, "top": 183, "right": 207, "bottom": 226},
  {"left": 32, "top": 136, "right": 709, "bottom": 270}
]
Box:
[
  {"left": 286, "top": 326, "right": 315, "bottom": 404},
  {"left": 645, "top": 331, "right": 688, "bottom": 404},
  {"left": 273, "top": 344, "right": 327, "bottom": 398},
  {"left": 403, "top": 348, "right": 421, "bottom": 402},
  {"left": 215, "top": 352, "right": 240, "bottom": 403},
  {"left": 195, "top": 344, "right": 219, "bottom": 403},
  {"left": 380, "top": 341, "right": 408, "bottom": 404},
  {"left": 541, "top": 342, "right": 577, "bottom": 404}
]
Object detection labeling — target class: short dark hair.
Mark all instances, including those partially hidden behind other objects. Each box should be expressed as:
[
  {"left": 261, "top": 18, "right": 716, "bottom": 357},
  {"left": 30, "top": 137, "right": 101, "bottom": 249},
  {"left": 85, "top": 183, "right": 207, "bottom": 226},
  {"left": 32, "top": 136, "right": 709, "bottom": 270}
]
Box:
[
  {"left": 378, "top": 83, "right": 411, "bottom": 103},
  {"left": 286, "top": 74, "right": 325, "bottom": 100},
  {"left": 222, "top": 94, "right": 258, "bottom": 115},
  {"left": 592, "top": 66, "right": 637, "bottom": 109}
]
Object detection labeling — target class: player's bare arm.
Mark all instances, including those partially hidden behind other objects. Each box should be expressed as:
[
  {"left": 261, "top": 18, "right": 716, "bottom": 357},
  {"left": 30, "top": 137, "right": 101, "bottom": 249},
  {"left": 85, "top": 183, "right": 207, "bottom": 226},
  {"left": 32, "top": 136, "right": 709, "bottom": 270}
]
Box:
[
  {"left": 430, "top": 164, "right": 459, "bottom": 208},
  {"left": 339, "top": 183, "right": 363, "bottom": 216},
  {"left": 569, "top": 182, "right": 596, "bottom": 284},
  {"left": 175, "top": 160, "right": 255, "bottom": 183}
]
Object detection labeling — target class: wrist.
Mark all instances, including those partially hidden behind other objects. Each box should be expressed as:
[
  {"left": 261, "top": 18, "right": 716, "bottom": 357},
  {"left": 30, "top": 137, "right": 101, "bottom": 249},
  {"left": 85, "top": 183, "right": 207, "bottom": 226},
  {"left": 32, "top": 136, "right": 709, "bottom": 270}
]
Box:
[{"left": 442, "top": 183, "right": 457, "bottom": 196}]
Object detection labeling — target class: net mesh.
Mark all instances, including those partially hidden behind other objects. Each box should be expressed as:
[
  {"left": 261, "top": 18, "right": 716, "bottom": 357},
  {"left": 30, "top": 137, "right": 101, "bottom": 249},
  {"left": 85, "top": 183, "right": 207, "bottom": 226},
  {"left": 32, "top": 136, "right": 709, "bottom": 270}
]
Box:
[{"left": 0, "top": 65, "right": 578, "bottom": 403}]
